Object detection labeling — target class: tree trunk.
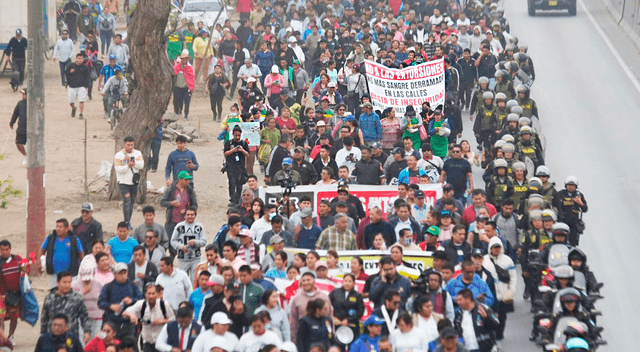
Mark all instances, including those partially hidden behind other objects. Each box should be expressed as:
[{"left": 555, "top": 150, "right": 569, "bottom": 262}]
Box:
[{"left": 108, "top": 0, "right": 173, "bottom": 203}]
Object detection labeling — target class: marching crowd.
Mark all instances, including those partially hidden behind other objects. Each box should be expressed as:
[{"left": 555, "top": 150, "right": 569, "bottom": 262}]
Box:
[{"left": 1, "top": 0, "right": 601, "bottom": 352}]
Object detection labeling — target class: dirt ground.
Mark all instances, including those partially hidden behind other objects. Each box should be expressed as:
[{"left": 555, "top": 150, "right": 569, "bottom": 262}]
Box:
[{"left": 0, "top": 43, "right": 242, "bottom": 350}]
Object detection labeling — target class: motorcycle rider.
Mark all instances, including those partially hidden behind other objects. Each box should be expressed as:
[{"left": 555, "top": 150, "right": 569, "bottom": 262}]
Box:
[
  {"left": 547, "top": 289, "right": 599, "bottom": 344},
  {"left": 540, "top": 222, "right": 572, "bottom": 264},
  {"left": 568, "top": 248, "right": 601, "bottom": 295},
  {"left": 519, "top": 210, "right": 550, "bottom": 301},
  {"left": 555, "top": 176, "right": 588, "bottom": 246}
]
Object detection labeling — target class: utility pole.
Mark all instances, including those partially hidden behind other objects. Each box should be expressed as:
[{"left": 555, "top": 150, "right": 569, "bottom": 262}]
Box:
[{"left": 26, "top": 0, "right": 46, "bottom": 259}]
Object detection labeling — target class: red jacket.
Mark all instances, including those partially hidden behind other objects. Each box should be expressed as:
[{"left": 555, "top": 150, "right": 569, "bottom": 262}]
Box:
[
  {"left": 462, "top": 203, "right": 497, "bottom": 225},
  {"left": 0, "top": 254, "right": 22, "bottom": 293},
  {"left": 173, "top": 61, "right": 195, "bottom": 91}
]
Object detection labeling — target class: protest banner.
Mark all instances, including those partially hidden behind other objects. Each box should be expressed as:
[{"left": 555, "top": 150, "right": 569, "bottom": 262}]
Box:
[
  {"left": 228, "top": 121, "right": 261, "bottom": 146},
  {"left": 259, "top": 184, "right": 442, "bottom": 218},
  {"left": 364, "top": 58, "right": 446, "bottom": 117}
]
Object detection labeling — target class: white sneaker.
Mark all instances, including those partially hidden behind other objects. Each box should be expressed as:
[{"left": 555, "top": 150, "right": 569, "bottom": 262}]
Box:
[{"left": 22, "top": 156, "right": 27, "bottom": 166}]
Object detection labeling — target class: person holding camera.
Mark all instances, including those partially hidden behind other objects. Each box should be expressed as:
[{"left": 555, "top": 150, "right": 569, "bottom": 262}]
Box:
[
  {"left": 114, "top": 136, "right": 144, "bottom": 225},
  {"left": 335, "top": 137, "right": 361, "bottom": 175},
  {"left": 122, "top": 283, "right": 175, "bottom": 352},
  {"left": 271, "top": 157, "right": 302, "bottom": 187},
  {"left": 224, "top": 126, "right": 250, "bottom": 207}
]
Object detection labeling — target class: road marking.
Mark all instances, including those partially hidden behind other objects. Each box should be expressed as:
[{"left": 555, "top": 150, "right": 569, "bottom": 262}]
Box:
[{"left": 578, "top": 0, "right": 640, "bottom": 94}]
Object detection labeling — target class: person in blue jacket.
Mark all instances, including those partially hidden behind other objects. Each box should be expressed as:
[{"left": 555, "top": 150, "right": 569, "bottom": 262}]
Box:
[
  {"left": 350, "top": 315, "right": 385, "bottom": 352},
  {"left": 445, "top": 260, "right": 494, "bottom": 310}
]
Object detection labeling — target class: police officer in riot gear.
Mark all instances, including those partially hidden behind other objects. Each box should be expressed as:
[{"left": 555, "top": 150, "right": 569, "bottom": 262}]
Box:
[
  {"left": 516, "top": 85, "right": 539, "bottom": 119},
  {"left": 469, "top": 76, "right": 491, "bottom": 117},
  {"left": 473, "top": 91, "right": 498, "bottom": 152},
  {"left": 516, "top": 126, "right": 544, "bottom": 168},
  {"left": 555, "top": 177, "right": 587, "bottom": 246},
  {"left": 486, "top": 158, "right": 514, "bottom": 207}
]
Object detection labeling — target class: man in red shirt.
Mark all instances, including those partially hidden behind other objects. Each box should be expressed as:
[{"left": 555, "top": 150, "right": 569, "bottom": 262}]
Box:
[
  {"left": 0, "top": 240, "right": 22, "bottom": 342},
  {"left": 462, "top": 189, "right": 497, "bottom": 225}
]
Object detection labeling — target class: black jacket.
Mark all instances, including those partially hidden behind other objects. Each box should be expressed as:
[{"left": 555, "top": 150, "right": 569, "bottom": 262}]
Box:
[
  {"left": 442, "top": 239, "right": 472, "bottom": 266},
  {"left": 10, "top": 99, "right": 27, "bottom": 134},
  {"left": 200, "top": 293, "right": 226, "bottom": 328},
  {"left": 266, "top": 144, "right": 290, "bottom": 178},
  {"left": 127, "top": 260, "right": 159, "bottom": 287},
  {"left": 71, "top": 217, "right": 104, "bottom": 252},
  {"left": 329, "top": 287, "right": 364, "bottom": 338},
  {"left": 292, "top": 159, "right": 318, "bottom": 185},
  {"left": 454, "top": 303, "right": 500, "bottom": 352},
  {"left": 66, "top": 63, "right": 91, "bottom": 88},
  {"left": 456, "top": 57, "right": 477, "bottom": 82},
  {"left": 160, "top": 182, "right": 198, "bottom": 224},
  {"left": 312, "top": 156, "right": 339, "bottom": 179}
]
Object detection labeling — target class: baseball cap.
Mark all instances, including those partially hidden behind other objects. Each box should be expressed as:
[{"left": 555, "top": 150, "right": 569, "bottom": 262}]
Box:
[
  {"left": 441, "top": 327, "right": 458, "bottom": 339},
  {"left": 425, "top": 225, "right": 439, "bottom": 237},
  {"left": 360, "top": 102, "right": 373, "bottom": 109},
  {"left": 300, "top": 207, "right": 313, "bottom": 218},
  {"left": 471, "top": 248, "right": 485, "bottom": 257},
  {"left": 205, "top": 274, "right": 225, "bottom": 286},
  {"left": 114, "top": 262, "right": 128, "bottom": 273},
  {"left": 247, "top": 77, "right": 257, "bottom": 83},
  {"left": 16, "top": 29, "right": 22, "bottom": 35},
  {"left": 282, "top": 157, "right": 293, "bottom": 165},
  {"left": 442, "top": 183, "right": 454, "bottom": 191},
  {"left": 414, "top": 190, "right": 425, "bottom": 199},
  {"left": 178, "top": 170, "right": 192, "bottom": 179},
  {"left": 440, "top": 210, "right": 452, "bottom": 217},
  {"left": 343, "top": 115, "right": 356, "bottom": 122},
  {"left": 225, "top": 282, "right": 240, "bottom": 291},
  {"left": 81, "top": 202, "right": 94, "bottom": 211},
  {"left": 294, "top": 146, "right": 306, "bottom": 153},
  {"left": 288, "top": 36, "right": 297, "bottom": 43},
  {"left": 371, "top": 142, "right": 382, "bottom": 149},
  {"left": 269, "top": 235, "right": 285, "bottom": 245},
  {"left": 320, "top": 96, "right": 330, "bottom": 102},
  {"left": 335, "top": 200, "right": 349, "bottom": 208},
  {"left": 392, "top": 147, "right": 404, "bottom": 155},
  {"left": 292, "top": 59, "right": 300, "bottom": 65},
  {"left": 20, "top": 88, "right": 27, "bottom": 94},
  {"left": 239, "top": 228, "right": 252, "bottom": 237},
  {"left": 316, "top": 120, "right": 326, "bottom": 127},
  {"left": 364, "top": 314, "right": 385, "bottom": 327},
  {"left": 316, "top": 261, "right": 328, "bottom": 269},
  {"left": 211, "top": 312, "right": 233, "bottom": 325},
  {"left": 433, "top": 251, "right": 447, "bottom": 260},
  {"left": 320, "top": 132, "right": 331, "bottom": 139},
  {"left": 327, "top": 81, "right": 337, "bottom": 88},
  {"left": 108, "top": 54, "right": 117, "bottom": 60}
]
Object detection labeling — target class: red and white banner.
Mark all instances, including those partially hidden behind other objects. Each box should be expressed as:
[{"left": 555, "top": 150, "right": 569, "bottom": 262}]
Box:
[
  {"left": 260, "top": 184, "right": 442, "bottom": 219},
  {"left": 364, "top": 59, "right": 446, "bottom": 117}
]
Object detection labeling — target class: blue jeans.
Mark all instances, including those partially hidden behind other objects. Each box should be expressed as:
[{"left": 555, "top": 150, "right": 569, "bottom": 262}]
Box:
[
  {"left": 59, "top": 60, "right": 71, "bottom": 86},
  {"left": 100, "top": 30, "right": 113, "bottom": 54},
  {"left": 149, "top": 137, "right": 162, "bottom": 170},
  {"left": 118, "top": 183, "right": 137, "bottom": 224}
]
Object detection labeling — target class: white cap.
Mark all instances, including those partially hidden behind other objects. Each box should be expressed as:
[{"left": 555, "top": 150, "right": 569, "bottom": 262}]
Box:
[
  {"left": 281, "top": 342, "right": 298, "bottom": 352},
  {"left": 211, "top": 312, "right": 233, "bottom": 325},
  {"left": 288, "top": 36, "right": 297, "bottom": 43},
  {"left": 286, "top": 27, "right": 293, "bottom": 32},
  {"left": 247, "top": 77, "right": 257, "bottom": 83},
  {"left": 271, "top": 65, "right": 279, "bottom": 73}
]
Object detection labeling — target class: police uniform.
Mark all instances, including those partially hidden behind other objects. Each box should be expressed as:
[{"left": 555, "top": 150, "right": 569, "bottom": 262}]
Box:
[
  {"left": 473, "top": 103, "right": 497, "bottom": 151},
  {"left": 517, "top": 139, "right": 544, "bottom": 168},
  {"left": 486, "top": 175, "right": 514, "bottom": 207},
  {"left": 511, "top": 179, "right": 529, "bottom": 213}
]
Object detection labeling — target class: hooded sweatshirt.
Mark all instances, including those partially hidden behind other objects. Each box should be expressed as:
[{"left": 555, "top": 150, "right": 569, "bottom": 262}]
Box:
[{"left": 483, "top": 237, "right": 516, "bottom": 302}]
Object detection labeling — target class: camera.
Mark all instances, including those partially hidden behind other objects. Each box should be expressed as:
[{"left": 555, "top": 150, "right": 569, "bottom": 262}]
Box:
[
  {"left": 276, "top": 172, "right": 297, "bottom": 196},
  {"left": 130, "top": 156, "right": 135, "bottom": 162},
  {"left": 220, "top": 163, "right": 228, "bottom": 174},
  {"left": 345, "top": 153, "right": 358, "bottom": 163}
]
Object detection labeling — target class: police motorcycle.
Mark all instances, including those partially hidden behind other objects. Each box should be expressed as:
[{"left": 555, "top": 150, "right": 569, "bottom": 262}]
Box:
[{"left": 532, "top": 288, "right": 606, "bottom": 351}]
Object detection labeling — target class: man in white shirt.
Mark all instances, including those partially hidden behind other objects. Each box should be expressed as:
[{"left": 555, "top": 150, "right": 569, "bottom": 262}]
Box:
[
  {"left": 123, "top": 283, "right": 175, "bottom": 351},
  {"left": 114, "top": 136, "right": 144, "bottom": 225},
  {"left": 192, "top": 312, "right": 239, "bottom": 352},
  {"left": 416, "top": 144, "right": 443, "bottom": 182},
  {"left": 170, "top": 206, "right": 207, "bottom": 280},
  {"left": 335, "top": 136, "right": 361, "bottom": 174},
  {"left": 250, "top": 204, "right": 277, "bottom": 244},
  {"left": 52, "top": 29, "right": 75, "bottom": 86},
  {"left": 155, "top": 257, "right": 193, "bottom": 311},
  {"left": 156, "top": 306, "right": 203, "bottom": 352},
  {"left": 237, "top": 59, "right": 262, "bottom": 88}
]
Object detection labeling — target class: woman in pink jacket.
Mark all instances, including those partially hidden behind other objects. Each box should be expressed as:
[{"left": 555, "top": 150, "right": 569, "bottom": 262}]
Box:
[{"left": 263, "top": 65, "right": 285, "bottom": 100}]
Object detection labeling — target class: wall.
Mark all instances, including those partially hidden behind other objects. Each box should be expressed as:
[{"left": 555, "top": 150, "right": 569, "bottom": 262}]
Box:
[{"left": 602, "top": 0, "right": 640, "bottom": 48}]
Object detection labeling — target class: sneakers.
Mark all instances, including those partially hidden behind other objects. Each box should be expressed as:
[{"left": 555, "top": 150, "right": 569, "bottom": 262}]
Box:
[
  {"left": 22, "top": 156, "right": 27, "bottom": 166},
  {"left": 71, "top": 107, "right": 77, "bottom": 117},
  {"left": 184, "top": 114, "right": 189, "bottom": 120},
  {"left": 523, "top": 290, "right": 531, "bottom": 300},
  {"left": 79, "top": 114, "right": 84, "bottom": 119}
]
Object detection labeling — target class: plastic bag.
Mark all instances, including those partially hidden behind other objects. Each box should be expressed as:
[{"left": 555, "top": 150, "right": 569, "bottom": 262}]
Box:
[
  {"left": 21, "top": 275, "right": 39, "bottom": 326},
  {"left": 258, "top": 143, "right": 272, "bottom": 164}
]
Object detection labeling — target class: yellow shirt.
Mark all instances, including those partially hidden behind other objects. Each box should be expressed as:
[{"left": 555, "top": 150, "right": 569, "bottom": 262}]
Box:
[{"left": 193, "top": 37, "right": 214, "bottom": 58}]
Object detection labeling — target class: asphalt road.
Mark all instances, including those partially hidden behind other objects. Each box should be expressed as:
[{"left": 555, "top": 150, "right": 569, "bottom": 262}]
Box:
[{"left": 457, "top": 0, "right": 640, "bottom": 350}]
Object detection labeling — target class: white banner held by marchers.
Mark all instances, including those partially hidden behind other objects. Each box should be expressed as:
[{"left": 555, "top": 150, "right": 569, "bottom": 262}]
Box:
[{"left": 364, "top": 58, "right": 446, "bottom": 117}]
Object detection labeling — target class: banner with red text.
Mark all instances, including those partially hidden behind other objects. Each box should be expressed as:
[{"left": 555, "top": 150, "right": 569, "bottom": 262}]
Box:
[{"left": 364, "top": 58, "right": 446, "bottom": 117}]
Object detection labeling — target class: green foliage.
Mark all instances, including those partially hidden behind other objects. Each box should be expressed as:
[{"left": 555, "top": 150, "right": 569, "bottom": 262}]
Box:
[{"left": 0, "top": 179, "right": 22, "bottom": 209}]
